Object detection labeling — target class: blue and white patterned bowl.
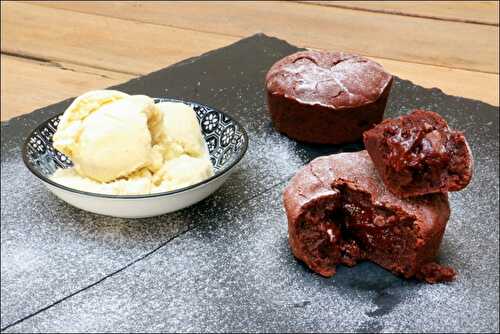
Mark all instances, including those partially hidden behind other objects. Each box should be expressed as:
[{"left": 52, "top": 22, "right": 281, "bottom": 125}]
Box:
[{"left": 22, "top": 98, "right": 248, "bottom": 218}]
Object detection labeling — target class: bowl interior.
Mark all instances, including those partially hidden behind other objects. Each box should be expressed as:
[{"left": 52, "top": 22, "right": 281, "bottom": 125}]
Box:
[{"left": 24, "top": 98, "right": 248, "bottom": 194}]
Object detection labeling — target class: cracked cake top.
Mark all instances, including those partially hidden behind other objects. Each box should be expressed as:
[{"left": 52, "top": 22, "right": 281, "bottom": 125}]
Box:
[{"left": 265, "top": 50, "right": 392, "bottom": 108}]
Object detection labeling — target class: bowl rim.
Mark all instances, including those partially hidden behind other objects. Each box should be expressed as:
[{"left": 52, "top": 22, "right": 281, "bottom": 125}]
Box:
[{"left": 22, "top": 98, "right": 249, "bottom": 199}]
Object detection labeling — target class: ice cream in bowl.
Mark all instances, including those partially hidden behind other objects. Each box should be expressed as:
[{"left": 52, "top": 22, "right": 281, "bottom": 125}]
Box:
[{"left": 23, "top": 90, "right": 248, "bottom": 218}]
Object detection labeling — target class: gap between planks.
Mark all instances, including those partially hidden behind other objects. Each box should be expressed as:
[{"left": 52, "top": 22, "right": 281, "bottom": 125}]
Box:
[
  {"left": 0, "top": 54, "right": 134, "bottom": 121},
  {"left": 1, "top": 2, "right": 498, "bottom": 119},
  {"left": 4, "top": 2, "right": 499, "bottom": 78},
  {"left": 295, "top": 1, "right": 499, "bottom": 26},
  {"left": 2, "top": 48, "right": 498, "bottom": 123},
  {"left": 22, "top": 1, "right": 500, "bottom": 74}
]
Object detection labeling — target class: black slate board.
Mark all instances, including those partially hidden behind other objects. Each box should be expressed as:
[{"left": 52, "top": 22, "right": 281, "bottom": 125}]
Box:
[{"left": 1, "top": 34, "right": 498, "bottom": 333}]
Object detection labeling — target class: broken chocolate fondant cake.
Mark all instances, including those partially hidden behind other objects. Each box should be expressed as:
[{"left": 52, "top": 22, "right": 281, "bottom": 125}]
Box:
[
  {"left": 283, "top": 151, "right": 456, "bottom": 283},
  {"left": 363, "top": 109, "right": 473, "bottom": 198}
]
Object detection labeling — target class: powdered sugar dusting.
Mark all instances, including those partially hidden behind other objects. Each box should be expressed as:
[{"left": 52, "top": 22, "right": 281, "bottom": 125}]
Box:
[
  {"left": 1, "top": 35, "right": 498, "bottom": 333},
  {"left": 266, "top": 51, "right": 392, "bottom": 108},
  {"left": 9, "top": 172, "right": 498, "bottom": 332}
]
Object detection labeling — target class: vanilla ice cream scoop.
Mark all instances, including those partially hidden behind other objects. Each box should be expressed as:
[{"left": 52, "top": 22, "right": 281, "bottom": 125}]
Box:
[
  {"left": 152, "top": 154, "right": 214, "bottom": 192},
  {"left": 53, "top": 93, "right": 163, "bottom": 182},
  {"left": 51, "top": 90, "right": 215, "bottom": 195},
  {"left": 53, "top": 90, "right": 129, "bottom": 156},
  {"left": 156, "top": 102, "right": 206, "bottom": 160}
]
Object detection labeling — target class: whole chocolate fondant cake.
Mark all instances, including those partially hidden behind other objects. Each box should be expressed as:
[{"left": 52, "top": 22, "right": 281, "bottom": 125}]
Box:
[
  {"left": 283, "top": 151, "right": 456, "bottom": 283},
  {"left": 265, "top": 51, "right": 393, "bottom": 144},
  {"left": 363, "top": 110, "right": 473, "bottom": 197}
]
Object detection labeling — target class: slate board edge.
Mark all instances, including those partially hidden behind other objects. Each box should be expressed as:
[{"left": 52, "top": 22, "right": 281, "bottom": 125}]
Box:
[
  {"left": 2, "top": 33, "right": 498, "bottom": 129},
  {"left": 0, "top": 34, "right": 283, "bottom": 127}
]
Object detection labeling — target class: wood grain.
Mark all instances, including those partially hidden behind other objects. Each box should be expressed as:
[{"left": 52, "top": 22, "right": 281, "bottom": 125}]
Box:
[
  {"left": 374, "top": 57, "right": 499, "bottom": 106},
  {"left": 1, "top": 2, "right": 235, "bottom": 75},
  {"left": 1, "top": 2, "right": 498, "bottom": 122},
  {"left": 300, "top": 1, "right": 499, "bottom": 25},
  {"left": 30, "top": 1, "right": 499, "bottom": 73},
  {"left": 0, "top": 55, "right": 133, "bottom": 121},
  {"left": 2, "top": 44, "right": 497, "bottom": 122}
]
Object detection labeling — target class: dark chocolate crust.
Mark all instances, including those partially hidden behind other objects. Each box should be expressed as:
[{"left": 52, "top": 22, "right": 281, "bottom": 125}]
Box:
[
  {"left": 283, "top": 151, "right": 455, "bottom": 283},
  {"left": 266, "top": 51, "right": 393, "bottom": 144},
  {"left": 363, "top": 110, "right": 473, "bottom": 197}
]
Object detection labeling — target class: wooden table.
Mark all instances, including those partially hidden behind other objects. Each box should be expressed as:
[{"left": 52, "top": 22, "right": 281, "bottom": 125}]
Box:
[{"left": 1, "top": 1, "right": 499, "bottom": 121}]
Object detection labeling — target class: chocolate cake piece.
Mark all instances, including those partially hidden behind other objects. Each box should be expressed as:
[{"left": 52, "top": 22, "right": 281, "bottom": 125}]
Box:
[
  {"left": 265, "top": 50, "right": 393, "bottom": 144},
  {"left": 363, "top": 110, "right": 473, "bottom": 197},
  {"left": 283, "top": 151, "right": 455, "bottom": 283}
]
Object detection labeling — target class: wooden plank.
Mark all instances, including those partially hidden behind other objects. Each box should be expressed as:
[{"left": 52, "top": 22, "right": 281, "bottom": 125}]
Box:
[
  {"left": 0, "top": 55, "right": 134, "bottom": 121},
  {"left": 29, "top": 1, "right": 499, "bottom": 73},
  {"left": 2, "top": 50, "right": 498, "bottom": 123},
  {"left": 299, "top": 1, "right": 499, "bottom": 26},
  {"left": 1, "top": 2, "right": 236, "bottom": 75},
  {"left": 372, "top": 57, "right": 499, "bottom": 106},
  {"left": 1, "top": 2, "right": 498, "bottom": 118}
]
